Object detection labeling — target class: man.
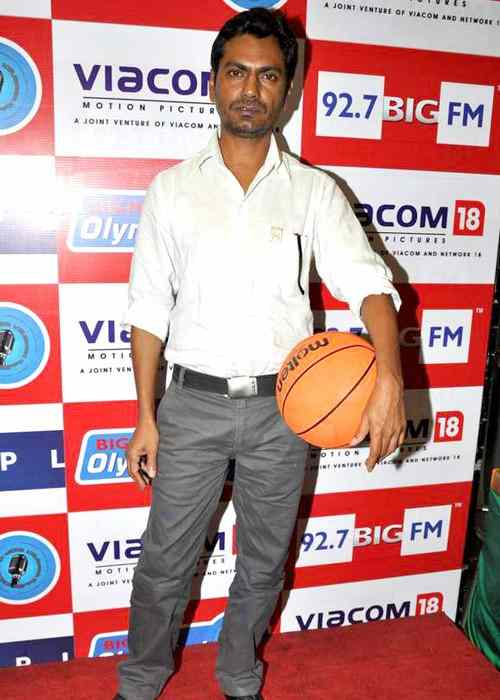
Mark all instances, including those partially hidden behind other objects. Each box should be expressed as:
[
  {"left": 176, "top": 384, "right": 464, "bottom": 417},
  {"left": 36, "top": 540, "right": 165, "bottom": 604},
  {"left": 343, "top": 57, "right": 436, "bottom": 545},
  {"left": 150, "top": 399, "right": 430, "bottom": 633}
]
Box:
[{"left": 116, "top": 8, "right": 405, "bottom": 700}]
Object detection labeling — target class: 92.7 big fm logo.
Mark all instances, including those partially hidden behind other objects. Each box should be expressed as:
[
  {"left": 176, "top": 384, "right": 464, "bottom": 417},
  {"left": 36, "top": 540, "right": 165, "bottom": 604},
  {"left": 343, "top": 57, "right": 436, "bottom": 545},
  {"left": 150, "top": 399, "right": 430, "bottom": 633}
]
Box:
[
  {"left": 291, "top": 481, "right": 470, "bottom": 584},
  {"left": 302, "top": 42, "right": 500, "bottom": 172},
  {"left": 316, "top": 72, "right": 493, "bottom": 147}
]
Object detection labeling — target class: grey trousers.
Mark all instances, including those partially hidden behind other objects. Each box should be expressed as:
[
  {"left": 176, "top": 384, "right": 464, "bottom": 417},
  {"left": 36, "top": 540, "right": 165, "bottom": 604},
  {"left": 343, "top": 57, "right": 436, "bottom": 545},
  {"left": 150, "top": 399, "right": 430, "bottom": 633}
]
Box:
[{"left": 118, "top": 374, "right": 308, "bottom": 699}]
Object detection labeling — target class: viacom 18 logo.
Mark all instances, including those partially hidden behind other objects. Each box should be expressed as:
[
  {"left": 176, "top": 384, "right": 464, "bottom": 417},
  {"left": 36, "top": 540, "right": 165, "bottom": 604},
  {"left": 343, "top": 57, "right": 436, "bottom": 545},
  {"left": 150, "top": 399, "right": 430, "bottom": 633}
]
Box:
[
  {"left": 0, "top": 531, "right": 60, "bottom": 604},
  {"left": 293, "top": 591, "right": 444, "bottom": 631},
  {"left": 355, "top": 199, "right": 485, "bottom": 238},
  {"left": 69, "top": 190, "right": 143, "bottom": 252},
  {"left": 316, "top": 72, "right": 494, "bottom": 147},
  {"left": 296, "top": 504, "right": 453, "bottom": 568},
  {"left": 76, "top": 429, "right": 133, "bottom": 485},
  {"left": 0, "top": 303, "right": 50, "bottom": 389},
  {"left": 0, "top": 38, "right": 42, "bottom": 135}
]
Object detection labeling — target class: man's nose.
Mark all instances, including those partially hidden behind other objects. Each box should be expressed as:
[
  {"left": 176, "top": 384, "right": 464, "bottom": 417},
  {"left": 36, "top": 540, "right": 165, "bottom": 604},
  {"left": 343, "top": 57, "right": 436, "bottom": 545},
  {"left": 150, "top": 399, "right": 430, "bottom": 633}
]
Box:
[{"left": 242, "top": 71, "right": 259, "bottom": 97}]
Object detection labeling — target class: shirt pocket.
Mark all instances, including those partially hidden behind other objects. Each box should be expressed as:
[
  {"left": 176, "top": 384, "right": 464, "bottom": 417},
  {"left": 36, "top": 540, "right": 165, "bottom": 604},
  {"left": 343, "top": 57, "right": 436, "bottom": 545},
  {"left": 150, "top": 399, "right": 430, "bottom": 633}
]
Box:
[{"left": 270, "top": 228, "right": 309, "bottom": 299}]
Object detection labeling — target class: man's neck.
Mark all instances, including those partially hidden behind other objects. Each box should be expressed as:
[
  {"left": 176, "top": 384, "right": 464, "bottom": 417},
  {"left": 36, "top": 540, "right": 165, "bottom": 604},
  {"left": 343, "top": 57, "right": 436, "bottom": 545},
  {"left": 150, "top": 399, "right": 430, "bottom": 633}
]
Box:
[{"left": 218, "top": 129, "right": 272, "bottom": 192}]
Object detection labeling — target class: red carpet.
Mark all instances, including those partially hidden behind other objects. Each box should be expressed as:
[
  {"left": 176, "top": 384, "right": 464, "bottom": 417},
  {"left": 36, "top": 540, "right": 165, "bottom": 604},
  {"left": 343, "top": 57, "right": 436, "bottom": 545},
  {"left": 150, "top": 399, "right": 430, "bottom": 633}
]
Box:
[{"left": 0, "top": 614, "right": 497, "bottom": 699}]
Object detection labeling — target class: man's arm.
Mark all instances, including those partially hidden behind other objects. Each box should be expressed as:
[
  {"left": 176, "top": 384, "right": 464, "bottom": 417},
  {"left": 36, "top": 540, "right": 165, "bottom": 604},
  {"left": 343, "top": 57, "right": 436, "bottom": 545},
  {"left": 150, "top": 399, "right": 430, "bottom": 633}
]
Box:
[
  {"left": 350, "top": 293, "right": 406, "bottom": 471},
  {"left": 126, "top": 326, "right": 163, "bottom": 490}
]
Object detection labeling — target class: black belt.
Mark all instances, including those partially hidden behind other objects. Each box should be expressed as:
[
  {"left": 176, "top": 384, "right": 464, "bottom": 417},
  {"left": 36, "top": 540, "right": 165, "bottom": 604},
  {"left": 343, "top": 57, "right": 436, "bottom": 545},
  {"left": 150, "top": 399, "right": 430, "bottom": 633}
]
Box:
[{"left": 172, "top": 364, "right": 277, "bottom": 398}]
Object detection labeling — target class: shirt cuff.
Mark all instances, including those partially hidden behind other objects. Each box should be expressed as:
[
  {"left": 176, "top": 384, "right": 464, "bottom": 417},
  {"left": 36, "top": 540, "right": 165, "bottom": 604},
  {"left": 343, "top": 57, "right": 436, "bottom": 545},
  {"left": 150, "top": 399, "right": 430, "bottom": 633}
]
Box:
[
  {"left": 122, "top": 301, "right": 169, "bottom": 342},
  {"left": 350, "top": 283, "right": 402, "bottom": 322}
]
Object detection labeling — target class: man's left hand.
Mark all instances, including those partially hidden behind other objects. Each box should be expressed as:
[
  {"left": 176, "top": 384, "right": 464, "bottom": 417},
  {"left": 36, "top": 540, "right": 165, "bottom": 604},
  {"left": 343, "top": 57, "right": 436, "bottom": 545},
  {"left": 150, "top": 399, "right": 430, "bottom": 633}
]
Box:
[{"left": 349, "top": 373, "right": 406, "bottom": 472}]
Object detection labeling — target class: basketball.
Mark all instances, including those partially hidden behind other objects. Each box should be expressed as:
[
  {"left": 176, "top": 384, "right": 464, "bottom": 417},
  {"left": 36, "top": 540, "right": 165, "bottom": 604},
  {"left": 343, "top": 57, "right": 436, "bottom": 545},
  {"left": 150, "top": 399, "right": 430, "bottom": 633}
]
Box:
[{"left": 276, "top": 331, "right": 377, "bottom": 448}]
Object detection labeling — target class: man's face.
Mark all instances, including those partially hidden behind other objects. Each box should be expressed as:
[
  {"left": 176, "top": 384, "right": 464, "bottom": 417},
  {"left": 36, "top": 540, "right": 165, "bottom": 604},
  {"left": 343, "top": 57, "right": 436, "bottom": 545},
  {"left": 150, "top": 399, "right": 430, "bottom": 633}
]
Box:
[{"left": 209, "top": 33, "right": 289, "bottom": 139}]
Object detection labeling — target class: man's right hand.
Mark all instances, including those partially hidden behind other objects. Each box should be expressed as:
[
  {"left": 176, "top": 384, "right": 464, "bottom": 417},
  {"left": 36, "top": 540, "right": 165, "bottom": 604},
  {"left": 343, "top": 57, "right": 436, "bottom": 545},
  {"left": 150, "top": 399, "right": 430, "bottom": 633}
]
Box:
[{"left": 126, "top": 421, "right": 159, "bottom": 490}]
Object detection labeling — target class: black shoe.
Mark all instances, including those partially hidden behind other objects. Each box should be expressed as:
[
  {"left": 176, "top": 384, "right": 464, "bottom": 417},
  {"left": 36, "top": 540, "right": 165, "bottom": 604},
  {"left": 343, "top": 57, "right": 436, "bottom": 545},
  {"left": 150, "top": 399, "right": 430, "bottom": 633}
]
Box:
[
  {"left": 225, "top": 695, "right": 262, "bottom": 700},
  {"left": 113, "top": 695, "right": 127, "bottom": 700}
]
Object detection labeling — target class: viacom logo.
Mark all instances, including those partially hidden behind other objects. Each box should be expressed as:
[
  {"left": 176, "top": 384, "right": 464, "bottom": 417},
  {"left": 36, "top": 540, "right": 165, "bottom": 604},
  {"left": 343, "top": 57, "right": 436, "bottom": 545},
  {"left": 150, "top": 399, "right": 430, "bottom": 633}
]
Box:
[
  {"left": 69, "top": 190, "right": 143, "bottom": 252},
  {"left": 354, "top": 199, "right": 485, "bottom": 237},
  {"left": 75, "top": 429, "right": 133, "bottom": 485},
  {"left": 0, "top": 531, "right": 60, "bottom": 604},
  {"left": 316, "top": 72, "right": 494, "bottom": 147},
  {"left": 0, "top": 38, "right": 42, "bottom": 135},
  {"left": 73, "top": 61, "right": 217, "bottom": 125},
  {"left": 294, "top": 591, "right": 444, "bottom": 631}
]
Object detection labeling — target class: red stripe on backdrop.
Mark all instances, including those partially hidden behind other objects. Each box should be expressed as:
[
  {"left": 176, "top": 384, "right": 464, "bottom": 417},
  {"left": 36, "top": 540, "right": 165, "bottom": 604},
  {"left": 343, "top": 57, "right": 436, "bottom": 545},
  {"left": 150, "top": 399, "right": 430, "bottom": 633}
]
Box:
[
  {"left": 0, "top": 513, "right": 72, "bottom": 620},
  {"left": 63, "top": 401, "right": 152, "bottom": 512},
  {"left": 302, "top": 40, "right": 500, "bottom": 174},
  {"left": 0, "top": 16, "right": 54, "bottom": 155},
  {"left": 55, "top": 157, "right": 179, "bottom": 283},
  {"left": 311, "top": 282, "right": 494, "bottom": 389},
  {"left": 0, "top": 285, "right": 62, "bottom": 405}
]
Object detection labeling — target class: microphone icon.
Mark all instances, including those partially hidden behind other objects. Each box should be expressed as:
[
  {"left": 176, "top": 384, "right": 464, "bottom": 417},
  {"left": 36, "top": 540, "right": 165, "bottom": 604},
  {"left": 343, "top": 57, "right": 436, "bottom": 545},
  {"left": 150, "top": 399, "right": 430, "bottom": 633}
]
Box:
[
  {"left": 8, "top": 554, "right": 28, "bottom": 587},
  {"left": 0, "top": 329, "right": 15, "bottom": 367}
]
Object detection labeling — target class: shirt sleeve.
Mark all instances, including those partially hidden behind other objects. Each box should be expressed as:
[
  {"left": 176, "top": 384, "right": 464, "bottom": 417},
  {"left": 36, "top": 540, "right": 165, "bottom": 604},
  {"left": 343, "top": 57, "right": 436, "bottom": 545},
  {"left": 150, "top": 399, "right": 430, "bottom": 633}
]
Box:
[
  {"left": 122, "top": 174, "right": 177, "bottom": 341},
  {"left": 313, "top": 173, "right": 401, "bottom": 320}
]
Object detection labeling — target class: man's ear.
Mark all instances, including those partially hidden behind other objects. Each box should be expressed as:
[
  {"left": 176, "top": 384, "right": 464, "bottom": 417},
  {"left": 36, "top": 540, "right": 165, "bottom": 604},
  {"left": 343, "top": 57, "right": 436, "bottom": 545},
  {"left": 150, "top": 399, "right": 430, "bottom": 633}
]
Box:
[{"left": 209, "top": 70, "right": 216, "bottom": 103}]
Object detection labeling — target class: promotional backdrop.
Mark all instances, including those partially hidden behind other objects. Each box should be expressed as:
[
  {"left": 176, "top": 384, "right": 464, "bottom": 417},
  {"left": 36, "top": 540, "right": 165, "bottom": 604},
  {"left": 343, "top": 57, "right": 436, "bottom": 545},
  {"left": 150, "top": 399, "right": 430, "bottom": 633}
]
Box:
[{"left": 0, "top": 0, "right": 499, "bottom": 669}]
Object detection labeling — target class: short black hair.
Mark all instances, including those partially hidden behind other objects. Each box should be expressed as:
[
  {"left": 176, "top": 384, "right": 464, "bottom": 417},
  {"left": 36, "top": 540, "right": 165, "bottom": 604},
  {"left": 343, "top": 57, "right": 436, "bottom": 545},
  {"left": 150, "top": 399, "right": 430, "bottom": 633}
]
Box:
[{"left": 211, "top": 8, "right": 298, "bottom": 90}]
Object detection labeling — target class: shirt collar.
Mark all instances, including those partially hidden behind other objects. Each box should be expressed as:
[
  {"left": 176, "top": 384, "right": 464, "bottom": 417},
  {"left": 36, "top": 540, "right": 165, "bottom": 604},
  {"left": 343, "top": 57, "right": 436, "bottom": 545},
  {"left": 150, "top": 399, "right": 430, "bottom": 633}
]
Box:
[{"left": 196, "top": 130, "right": 291, "bottom": 179}]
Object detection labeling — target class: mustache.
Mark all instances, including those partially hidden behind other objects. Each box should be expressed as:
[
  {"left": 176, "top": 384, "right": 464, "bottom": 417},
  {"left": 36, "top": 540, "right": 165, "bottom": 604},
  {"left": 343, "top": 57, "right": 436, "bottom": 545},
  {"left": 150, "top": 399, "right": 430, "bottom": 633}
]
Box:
[{"left": 230, "top": 99, "right": 266, "bottom": 112}]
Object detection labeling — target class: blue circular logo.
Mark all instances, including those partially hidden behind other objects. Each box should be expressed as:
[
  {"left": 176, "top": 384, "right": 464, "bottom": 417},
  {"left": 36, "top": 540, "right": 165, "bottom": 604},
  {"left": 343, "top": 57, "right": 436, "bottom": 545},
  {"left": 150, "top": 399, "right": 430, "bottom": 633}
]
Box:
[
  {"left": 0, "top": 37, "right": 42, "bottom": 135},
  {"left": 0, "top": 303, "right": 50, "bottom": 389},
  {"left": 0, "top": 531, "right": 60, "bottom": 604},
  {"left": 223, "top": 1, "right": 288, "bottom": 10}
]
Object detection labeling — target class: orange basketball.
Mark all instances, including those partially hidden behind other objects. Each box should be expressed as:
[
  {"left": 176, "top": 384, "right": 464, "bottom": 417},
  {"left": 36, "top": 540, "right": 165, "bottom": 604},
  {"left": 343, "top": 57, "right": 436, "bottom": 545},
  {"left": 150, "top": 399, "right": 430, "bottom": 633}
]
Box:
[{"left": 276, "top": 331, "right": 377, "bottom": 448}]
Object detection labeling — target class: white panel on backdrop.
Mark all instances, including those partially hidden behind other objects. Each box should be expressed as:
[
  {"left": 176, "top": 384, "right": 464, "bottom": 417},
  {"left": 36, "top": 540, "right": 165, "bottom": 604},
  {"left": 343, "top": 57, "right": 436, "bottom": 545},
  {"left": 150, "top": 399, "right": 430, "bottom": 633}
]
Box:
[
  {"left": 0, "top": 614, "right": 73, "bottom": 643},
  {"left": 0, "top": 1, "right": 51, "bottom": 19},
  {"left": 316, "top": 71, "right": 384, "bottom": 139},
  {"left": 437, "top": 83, "right": 494, "bottom": 147},
  {"left": 0, "top": 155, "right": 58, "bottom": 282},
  {"left": 321, "top": 166, "right": 500, "bottom": 284},
  {"left": 52, "top": 21, "right": 303, "bottom": 159},
  {"left": 68, "top": 508, "right": 149, "bottom": 613},
  {"left": 303, "top": 386, "right": 483, "bottom": 494},
  {"left": 307, "top": 1, "right": 500, "bottom": 57},
  {"left": 280, "top": 569, "right": 462, "bottom": 632},
  {"left": 58, "top": 283, "right": 135, "bottom": 402}
]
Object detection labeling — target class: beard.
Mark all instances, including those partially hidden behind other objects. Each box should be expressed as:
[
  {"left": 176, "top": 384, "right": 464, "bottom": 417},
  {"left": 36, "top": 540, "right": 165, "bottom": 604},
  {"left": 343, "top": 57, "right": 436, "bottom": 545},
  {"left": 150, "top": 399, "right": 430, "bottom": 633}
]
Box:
[{"left": 218, "top": 99, "right": 278, "bottom": 139}]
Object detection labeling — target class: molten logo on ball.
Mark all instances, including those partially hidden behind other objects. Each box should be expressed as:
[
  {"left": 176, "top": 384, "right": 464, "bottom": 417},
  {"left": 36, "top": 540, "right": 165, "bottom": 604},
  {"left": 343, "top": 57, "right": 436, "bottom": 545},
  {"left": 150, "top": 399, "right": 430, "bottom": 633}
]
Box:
[
  {"left": 276, "top": 337, "right": 329, "bottom": 392},
  {"left": 276, "top": 331, "right": 377, "bottom": 448}
]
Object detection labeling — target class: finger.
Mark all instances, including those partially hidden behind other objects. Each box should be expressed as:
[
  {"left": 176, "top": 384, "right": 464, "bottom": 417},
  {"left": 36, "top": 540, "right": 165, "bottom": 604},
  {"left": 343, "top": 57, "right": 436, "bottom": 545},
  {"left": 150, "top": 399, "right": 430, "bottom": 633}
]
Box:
[
  {"left": 380, "top": 428, "right": 396, "bottom": 460},
  {"left": 381, "top": 434, "right": 399, "bottom": 461},
  {"left": 127, "top": 450, "right": 147, "bottom": 490},
  {"left": 366, "top": 430, "right": 382, "bottom": 471},
  {"left": 350, "top": 414, "right": 370, "bottom": 446},
  {"left": 144, "top": 449, "right": 158, "bottom": 479}
]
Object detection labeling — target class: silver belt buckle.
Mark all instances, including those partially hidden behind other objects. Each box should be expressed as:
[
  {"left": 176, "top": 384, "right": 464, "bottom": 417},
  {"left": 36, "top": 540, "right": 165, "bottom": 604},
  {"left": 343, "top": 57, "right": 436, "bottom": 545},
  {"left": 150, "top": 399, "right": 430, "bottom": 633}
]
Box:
[{"left": 226, "top": 376, "right": 258, "bottom": 398}]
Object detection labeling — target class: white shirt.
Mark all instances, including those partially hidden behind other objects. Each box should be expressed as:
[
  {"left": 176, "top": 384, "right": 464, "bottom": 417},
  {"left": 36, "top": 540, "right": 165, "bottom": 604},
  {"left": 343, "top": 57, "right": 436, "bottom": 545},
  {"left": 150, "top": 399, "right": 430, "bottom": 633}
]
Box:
[{"left": 124, "top": 133, "right": 400, "bottom": 377}]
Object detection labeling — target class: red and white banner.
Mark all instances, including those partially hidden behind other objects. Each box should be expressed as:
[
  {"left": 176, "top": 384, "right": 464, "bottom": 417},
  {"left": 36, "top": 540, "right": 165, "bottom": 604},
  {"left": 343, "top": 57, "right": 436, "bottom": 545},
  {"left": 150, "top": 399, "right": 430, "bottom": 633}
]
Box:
[{"left": 0, "top": 0, "right": 498, "bottom": 668}]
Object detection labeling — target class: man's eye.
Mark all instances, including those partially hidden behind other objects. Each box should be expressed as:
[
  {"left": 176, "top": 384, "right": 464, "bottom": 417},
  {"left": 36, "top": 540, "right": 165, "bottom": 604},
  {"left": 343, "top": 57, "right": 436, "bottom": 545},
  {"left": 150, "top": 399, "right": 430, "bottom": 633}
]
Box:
[
  {"left": 263, "top": 72, "right": 278, "bottom": 81},
  {"left": 228, "top": 69, "right": 242, "bottom": 77}
]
